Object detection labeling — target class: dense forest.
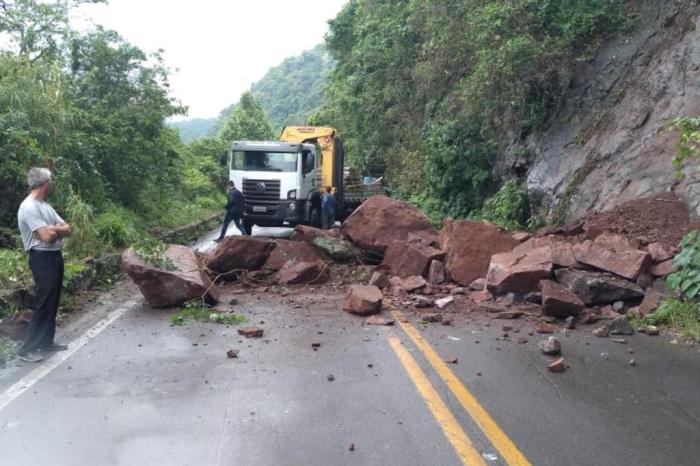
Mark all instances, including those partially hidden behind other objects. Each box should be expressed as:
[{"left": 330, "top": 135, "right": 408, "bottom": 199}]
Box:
[
  {"left": 311, "top": 0, "right": 633, "bottom": 224},
  {"left": 0, "top": 0, "right": 226, "bottom": 259}
]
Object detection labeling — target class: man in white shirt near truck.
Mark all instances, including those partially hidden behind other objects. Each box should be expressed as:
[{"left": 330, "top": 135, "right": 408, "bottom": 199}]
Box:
[{"left": 16, "top": 168, "right": 72, "bottom": 362}]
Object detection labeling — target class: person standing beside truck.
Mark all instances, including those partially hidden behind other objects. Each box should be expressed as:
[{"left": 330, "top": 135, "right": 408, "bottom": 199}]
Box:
[
  {"left": 321, "top": 186, "right": 336, "bottom": 230},
  {"left": 16, "top": 168, "right": 72, "bottom": 363},
  {"left": 215, "top": 180, "right": 247, "bottom": 241}
]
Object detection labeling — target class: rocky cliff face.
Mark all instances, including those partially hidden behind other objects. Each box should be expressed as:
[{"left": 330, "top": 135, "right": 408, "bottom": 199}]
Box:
[{"left": 499, "top": 0, "right": 700, "bottom": 222}]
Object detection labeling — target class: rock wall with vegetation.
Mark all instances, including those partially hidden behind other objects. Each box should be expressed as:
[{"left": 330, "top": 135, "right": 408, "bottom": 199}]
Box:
[
  {"left": 312, "top": 0, "right": 699, "bottom": 227},
  {"left": 509, "top": 0, "right": 700, "bottom": 223}
]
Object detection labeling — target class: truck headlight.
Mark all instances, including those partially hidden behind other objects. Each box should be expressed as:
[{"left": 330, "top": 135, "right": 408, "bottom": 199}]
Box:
[{"left": 287, "top": 190, "right": 297, "bottom": 200}]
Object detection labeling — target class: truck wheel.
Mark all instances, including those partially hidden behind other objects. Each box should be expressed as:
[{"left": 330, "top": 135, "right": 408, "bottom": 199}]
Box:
[
  {"left": 310, "top": 206, "right": 321, "bottom": 228},
  {"left": 243, "top": 219, "right": 254, "bottom": 236}
]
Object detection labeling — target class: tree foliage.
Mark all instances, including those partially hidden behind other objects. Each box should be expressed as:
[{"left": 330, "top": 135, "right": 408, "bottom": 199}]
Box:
[
  {"left": 218, "top": 91, "right": 274, "bottom": 142},
  {"left": 250, "top": 44, "right": 333, "bottom": 133},
  {"left": 0, "top": 0, "right": 225, "bottom": 256},
  {"left": 315, "top": 0, "right": 630, "bottom": 219}
]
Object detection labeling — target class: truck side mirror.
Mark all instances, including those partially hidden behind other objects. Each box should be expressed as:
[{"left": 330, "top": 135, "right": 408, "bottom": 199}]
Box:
[{"left": 218, "top": 151, "right": 228, "bottom": 166}]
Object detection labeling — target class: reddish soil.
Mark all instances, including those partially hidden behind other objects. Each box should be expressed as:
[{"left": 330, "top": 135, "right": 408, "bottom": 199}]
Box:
[{"left": 579, "top": 193, "right": 697, "bottom": 248}]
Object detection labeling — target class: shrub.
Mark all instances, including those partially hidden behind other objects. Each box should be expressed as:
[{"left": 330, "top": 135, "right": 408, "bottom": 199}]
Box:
[
  {"left": 0, "top": 249, "right": 31, "bottom": 290},
  {"left": 670, "top": 116, "right": 700, "bottom": 179},
  {"left": 62, "top": 188, "right": 102, "bottom": 259},
  {"left": 666, "top": 230, "right": 700, "bottom": 301},
  {"left": 646, "top": 299, "right": 699, "bottom": 341},
  {"left": 95, "top": 206, "right": 139, "bottom": 249},
  {"left": 423, "top": 121, "right": 492, "bottom": 219},
  {"left": 646, "top": 230, "right": 700, "bottom": 340},
  {"left": 480, "top": 180, "right": 528, "bottom": 231}
]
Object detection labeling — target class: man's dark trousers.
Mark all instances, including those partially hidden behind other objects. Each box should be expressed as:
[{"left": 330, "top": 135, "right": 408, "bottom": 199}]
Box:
[
  {"left": 218, "top": 211, "right": 246, "bottom": 239},
  {"left": 20, "top": 250, "right": 63, "bottom": 354}
]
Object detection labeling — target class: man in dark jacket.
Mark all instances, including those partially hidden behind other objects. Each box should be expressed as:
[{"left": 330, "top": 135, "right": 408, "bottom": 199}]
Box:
[{"left": 215, "top": 180, "right": 247, "bottom": 241}]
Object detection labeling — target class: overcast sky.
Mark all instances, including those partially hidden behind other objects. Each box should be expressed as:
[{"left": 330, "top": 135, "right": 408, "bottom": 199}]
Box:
[{"left": 71, "top": 0, "right": 347, "bottom": 119}]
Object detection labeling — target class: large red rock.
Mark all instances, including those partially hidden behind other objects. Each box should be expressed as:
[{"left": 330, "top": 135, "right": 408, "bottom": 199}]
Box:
[
  {"left": 381, "top": 240, "right": 445, "bottom": 278},
  {"left": 343, "top": 285, "right": 383, "bottom": 316},
  {"left": 278, "top": 260, "right": 328, "bottom": 285},
  {"left": 486, "top": 246, "right": 553, "bottom": 295},
  {"left": 264, "top": 240, "right": 326, "bottom": 271},
  {"left": 122, "top": 245, "right": 219, "bottom": 308},
  {"left": 573, "top": 240, "right": 651, "bottom": 280},
  {"left": 515, "top": 236, "right": 581, "bottom": 269},
  {"left": 206, "top": 236, "right": 275, "bottom": 278},
  {"left": 341, "top": 196, "right": 436, "bottom": 254},
  {"left": 440, "top": 220, "right": 518, "bottom": 286},
  {"left": 540, "top": 280, "right": 584, "bottom": 318}
]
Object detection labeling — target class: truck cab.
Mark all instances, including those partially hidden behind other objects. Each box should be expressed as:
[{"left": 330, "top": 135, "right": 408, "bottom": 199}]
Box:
[{"left": 227, "top": 140, "right": 324, "bottom": 233}]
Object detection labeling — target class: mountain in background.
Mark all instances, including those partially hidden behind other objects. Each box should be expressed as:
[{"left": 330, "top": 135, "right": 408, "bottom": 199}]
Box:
[
  {"left": 172, "top": 44, "right": 333, "bottom": 142},
  {"left": 169, "top": 117, "right": 217, "bottom": 143}
]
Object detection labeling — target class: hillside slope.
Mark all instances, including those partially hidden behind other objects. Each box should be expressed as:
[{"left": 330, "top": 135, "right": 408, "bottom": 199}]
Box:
[
  {"left": 505, "top": 0, "right": 700, "bottom": 222},
  {"left": 212, "top": 44, "right": 332, "bottom": 136}
]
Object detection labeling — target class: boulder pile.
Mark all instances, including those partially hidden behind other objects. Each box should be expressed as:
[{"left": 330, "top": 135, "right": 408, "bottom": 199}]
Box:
[{"left": 123, "top": 194, "right": 684, "bottom": 322}]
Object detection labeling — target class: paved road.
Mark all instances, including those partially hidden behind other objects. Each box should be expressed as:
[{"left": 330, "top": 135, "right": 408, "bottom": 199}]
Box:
[{"left": 1, "top": 236, "right": 699, "bottom": 465}]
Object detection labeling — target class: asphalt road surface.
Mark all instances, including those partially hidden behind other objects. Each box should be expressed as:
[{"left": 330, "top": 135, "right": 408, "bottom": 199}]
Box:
[{"left": 1, "top": 235, "right": 699, "bottom": 466}]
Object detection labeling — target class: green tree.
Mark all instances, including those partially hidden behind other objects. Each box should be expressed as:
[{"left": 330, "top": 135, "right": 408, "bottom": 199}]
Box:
[{"left": 218, "top": 91, "right": 274, "bottom": 142}]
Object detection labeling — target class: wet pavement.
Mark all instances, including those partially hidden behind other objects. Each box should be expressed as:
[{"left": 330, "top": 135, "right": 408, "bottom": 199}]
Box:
[{"left": 1, "top": 235, "right": 700, "bottom": 466}]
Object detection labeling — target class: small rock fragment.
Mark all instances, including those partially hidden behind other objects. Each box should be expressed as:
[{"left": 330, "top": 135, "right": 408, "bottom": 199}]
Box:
[
  {"left": 238, "top": 327, "right": 264, "bottom": 338},
  {"left": 312, "top": 342, "right": 321, "bottom": 349},
  {"left": 564, "top": 316, "right": 576, "bottom": 329},
  {"left": 450, "top": 287, "right": 467, "bottom": 295},
  {"left": 414, "top": 295, "right": 434, "bottom": 308},
  {"left": 349, "top": 443, "right": 355, "bottom": 452},
  {"left": 537, "top": 323, "right": 554, "bottom": 334},
  {"left": 629, "top": 359, "right": 636, "bottom": 366},
  {"left": 547, "top": 357, "right": 567, "bottom": 373},
  {"left": 365, "top": 315, "right": 395, "bottom": 326},
  {"left": 611, "top": 338, "right": 627, "bottom": 344},
  {"left": 435, "top": 296, "right": 455, "bottom": 310},
  {"left": 646, "top": 325, "right": 659, "bottom": 336},
  {"left": 538, "top": 337, "right": 562, "bottom": 355},
  {"left": 445, "top": 357, "right": 458, "bottom": 364},
  {"left": 226, "top": 349, "right": 239, "bottom": 359},
  {"left": 327, "top": 374, "right": 335, "bottom": 382},
  {"left": 422, "top": 313, "right": 443, "bottom": 323},
  {"left": 468, "top": 278, "right": 486, "bottom": 291}
]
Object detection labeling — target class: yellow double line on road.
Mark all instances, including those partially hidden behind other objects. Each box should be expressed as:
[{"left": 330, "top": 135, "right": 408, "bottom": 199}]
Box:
[{"left": 387, "top": 304, "right": 531, "bottom": 466}]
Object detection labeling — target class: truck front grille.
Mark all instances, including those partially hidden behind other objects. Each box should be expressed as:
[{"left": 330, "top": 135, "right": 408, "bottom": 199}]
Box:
[{"left": 242, "top": 179, "right": 281, "bottom": 216}]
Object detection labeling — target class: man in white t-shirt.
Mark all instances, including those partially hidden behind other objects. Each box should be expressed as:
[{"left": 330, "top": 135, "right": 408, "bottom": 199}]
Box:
[{"left": 16, "top": 168, "right": 72, "bottom": 362}]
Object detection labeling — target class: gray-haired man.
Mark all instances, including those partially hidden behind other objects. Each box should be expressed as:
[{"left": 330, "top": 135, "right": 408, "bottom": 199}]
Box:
[{"left": 16, "top": 168, "right": 72, "bottom": 362}]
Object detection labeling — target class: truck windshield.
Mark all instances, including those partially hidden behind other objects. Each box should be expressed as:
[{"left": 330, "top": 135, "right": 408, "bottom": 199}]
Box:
[{"left": 231, "top": 151, "right": 298, "bottom": 172}]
